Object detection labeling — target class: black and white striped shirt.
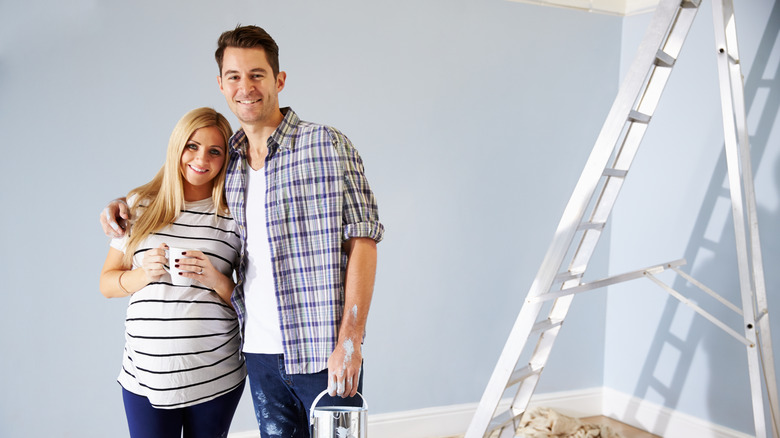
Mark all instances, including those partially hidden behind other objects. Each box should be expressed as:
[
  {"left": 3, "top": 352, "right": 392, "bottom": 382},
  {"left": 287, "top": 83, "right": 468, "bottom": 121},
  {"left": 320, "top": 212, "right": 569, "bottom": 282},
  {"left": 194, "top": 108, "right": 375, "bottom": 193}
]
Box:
[{"left": 111, "top": 197, "right": 246, "bottom": 409}]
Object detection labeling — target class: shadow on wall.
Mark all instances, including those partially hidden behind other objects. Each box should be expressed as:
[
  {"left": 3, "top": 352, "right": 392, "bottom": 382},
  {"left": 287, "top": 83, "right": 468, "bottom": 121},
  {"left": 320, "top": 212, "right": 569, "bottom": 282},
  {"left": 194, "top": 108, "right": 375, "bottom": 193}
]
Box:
[{"left": 623, "top": 3, "right": 780, "bottom": 436}]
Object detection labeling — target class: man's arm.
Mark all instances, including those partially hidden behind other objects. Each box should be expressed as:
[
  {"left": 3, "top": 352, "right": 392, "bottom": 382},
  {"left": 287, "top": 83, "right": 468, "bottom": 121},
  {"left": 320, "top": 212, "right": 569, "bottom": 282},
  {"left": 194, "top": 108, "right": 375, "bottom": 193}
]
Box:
[
  {"left": 99, "top": 198, "right": 130, "bottom": 238},
  {"left": 327, "top": 237, "right": 377, "bottom": 398}
]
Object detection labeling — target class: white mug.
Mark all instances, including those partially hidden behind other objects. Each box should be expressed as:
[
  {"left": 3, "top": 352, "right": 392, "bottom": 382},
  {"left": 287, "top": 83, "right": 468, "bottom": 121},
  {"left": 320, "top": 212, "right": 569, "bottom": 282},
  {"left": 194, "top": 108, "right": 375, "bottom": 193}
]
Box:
[{"left": 164, "top": 247, "right": 196, "bottom": 286}]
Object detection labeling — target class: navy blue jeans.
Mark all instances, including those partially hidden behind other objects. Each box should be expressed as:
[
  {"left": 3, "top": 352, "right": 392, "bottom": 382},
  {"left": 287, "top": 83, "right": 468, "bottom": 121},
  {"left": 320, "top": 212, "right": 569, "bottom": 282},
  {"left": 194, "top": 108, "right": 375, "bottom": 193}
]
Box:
[
  {"left": 122, "top": 381, "right": 245, "bottom": 438},
  {"left": 244, "top": 353, "right": 364, "bottom": 438}
]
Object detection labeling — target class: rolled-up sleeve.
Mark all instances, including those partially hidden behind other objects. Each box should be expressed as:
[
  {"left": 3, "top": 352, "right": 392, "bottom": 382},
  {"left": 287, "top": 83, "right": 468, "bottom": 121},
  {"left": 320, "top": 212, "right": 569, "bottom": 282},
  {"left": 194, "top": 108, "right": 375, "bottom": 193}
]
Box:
[{"left": 330, "top": 129, "right": 384, "bottom": 243}]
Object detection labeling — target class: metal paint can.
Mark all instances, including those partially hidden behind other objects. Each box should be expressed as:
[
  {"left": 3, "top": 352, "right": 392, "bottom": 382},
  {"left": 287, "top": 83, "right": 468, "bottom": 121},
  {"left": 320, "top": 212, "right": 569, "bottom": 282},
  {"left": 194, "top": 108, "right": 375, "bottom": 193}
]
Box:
[{"left": 309, "top": 390, "right": 368, "bottom": 438}]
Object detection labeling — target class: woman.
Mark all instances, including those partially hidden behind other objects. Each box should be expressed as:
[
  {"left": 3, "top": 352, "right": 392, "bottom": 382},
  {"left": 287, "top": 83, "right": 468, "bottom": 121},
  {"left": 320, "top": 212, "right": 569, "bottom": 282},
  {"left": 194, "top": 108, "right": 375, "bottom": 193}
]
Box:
[{"left": 99, "top": 107, "right": 245, "bottom": 438}]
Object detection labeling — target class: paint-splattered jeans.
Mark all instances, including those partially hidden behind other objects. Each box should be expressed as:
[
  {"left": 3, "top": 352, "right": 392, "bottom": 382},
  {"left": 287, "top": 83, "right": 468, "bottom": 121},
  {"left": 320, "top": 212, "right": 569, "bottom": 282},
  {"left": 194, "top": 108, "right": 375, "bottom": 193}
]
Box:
[{"left": 244, "top": 353, "right": 364, "bottom": 438}]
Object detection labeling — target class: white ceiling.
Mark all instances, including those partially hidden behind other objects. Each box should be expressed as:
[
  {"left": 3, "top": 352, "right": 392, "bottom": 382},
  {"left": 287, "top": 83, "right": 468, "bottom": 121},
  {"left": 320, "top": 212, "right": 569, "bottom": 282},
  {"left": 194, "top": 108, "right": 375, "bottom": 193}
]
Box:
[{"left": 507, "top": 0, "right": 660, "bottom": 16}]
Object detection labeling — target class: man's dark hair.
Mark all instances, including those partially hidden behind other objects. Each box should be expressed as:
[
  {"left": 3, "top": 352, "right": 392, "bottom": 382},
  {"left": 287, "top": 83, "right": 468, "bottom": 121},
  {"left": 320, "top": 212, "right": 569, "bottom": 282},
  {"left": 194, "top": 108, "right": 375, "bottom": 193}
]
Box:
[{"left": 215, "top": 25, "right": 280, "bottom": 77}]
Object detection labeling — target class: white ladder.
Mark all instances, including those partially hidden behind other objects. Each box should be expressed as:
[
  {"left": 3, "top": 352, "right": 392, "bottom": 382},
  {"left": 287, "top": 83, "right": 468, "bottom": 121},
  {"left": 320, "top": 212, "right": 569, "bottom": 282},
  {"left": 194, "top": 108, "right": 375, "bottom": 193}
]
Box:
[{"left": 464, "top": 0, "right": 780, "bottom": 437}]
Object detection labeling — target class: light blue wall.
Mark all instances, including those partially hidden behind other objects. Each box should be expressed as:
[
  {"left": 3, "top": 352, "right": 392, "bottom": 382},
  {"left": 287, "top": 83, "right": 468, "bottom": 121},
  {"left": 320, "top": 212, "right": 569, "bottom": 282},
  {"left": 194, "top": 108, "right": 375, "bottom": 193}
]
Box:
[
  {"left": 608, "top": 0, "right": 780, "bottom": 435},
  {"left": 0, "top": 1, "right": 651, "bottom": 437}
]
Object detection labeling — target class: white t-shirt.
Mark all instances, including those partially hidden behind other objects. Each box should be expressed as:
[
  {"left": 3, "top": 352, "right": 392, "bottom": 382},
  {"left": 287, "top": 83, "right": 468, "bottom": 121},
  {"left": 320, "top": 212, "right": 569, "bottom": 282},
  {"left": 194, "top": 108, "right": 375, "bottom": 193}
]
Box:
[{"left": 242, "top": 166, "right": 285, "bottom": 353}]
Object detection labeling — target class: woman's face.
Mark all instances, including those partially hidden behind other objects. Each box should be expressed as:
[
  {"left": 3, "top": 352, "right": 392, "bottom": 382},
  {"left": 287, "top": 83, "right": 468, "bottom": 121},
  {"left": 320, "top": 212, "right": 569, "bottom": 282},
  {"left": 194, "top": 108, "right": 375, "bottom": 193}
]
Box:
[{"left": 179, "top": 126, "right": 226, "bottom": 201}]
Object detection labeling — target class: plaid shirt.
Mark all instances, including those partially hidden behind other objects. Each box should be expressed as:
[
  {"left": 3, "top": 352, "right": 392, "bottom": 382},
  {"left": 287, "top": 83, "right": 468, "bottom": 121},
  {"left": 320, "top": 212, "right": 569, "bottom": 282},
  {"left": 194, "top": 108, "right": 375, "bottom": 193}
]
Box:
[{"left": 226, "top": 107, "right": 384, "bottom": 374}]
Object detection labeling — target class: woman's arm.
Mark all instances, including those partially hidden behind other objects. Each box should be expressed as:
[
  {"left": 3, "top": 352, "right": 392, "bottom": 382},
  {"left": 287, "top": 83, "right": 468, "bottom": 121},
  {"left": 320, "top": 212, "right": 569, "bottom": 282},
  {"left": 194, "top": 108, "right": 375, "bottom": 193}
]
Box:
[{"left": 99, "top": 243, "right": 167, "bottom": 298}]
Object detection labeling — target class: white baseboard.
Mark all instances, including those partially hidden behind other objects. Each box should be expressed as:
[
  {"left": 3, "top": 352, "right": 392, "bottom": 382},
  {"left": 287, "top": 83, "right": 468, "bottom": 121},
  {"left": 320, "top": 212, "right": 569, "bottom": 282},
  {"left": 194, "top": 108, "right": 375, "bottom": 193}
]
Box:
[
  {"left": 229, "top": 387, "right": 753, "bottom": 438},
  {"left": 364, "top": 387, "right": 604, "bottom": 438},
  {"left": 600, "top": 387, "right": 754, "bottom": 438}
]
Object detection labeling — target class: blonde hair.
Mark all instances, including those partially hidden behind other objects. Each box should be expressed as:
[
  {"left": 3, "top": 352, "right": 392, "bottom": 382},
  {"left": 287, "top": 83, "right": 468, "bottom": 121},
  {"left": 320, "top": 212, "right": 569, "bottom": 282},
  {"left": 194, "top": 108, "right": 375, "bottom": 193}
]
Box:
[{"left": 123, "top": 107, "right": 233, "bottom": 266}]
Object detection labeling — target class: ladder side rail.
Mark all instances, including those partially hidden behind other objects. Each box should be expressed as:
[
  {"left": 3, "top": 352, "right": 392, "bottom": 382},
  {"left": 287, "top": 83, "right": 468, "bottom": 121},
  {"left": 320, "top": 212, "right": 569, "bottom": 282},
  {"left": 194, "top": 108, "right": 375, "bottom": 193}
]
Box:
[
  {"left": 572, "top": 124, "right": 649, "bottom": 265},
  {"left": 720, "top": 0, "right": 779, "bottom": 432},
  {"left": 516, "top": 294, "right": 576, "bottom": 394},
  {"left": 634, "top": 5, "right": 698, "bottom": 117},
  {"left": 712, "top": 0, "right": 768, "bottom": 436},
  {"left": 716, "top": 0, "right": 779, "bottom": 434},
  {"left": 465, "top": 301, "right": 546, "bottom": 437},
  {"left": 476, "top": 294, "right": 578, "bottom": 438},
  {"left": 500, "top": 288, "right": 581, "bottom": 435},
  {"left": 571, "top": 2, "right": 701, "bottom": 273},
  {"left": 610, "top": 122, "right": 648, "bottom": 174},
  {"left": 563, "top": 9, "right": 691, "bottom": 276},
  {"left": 569, "top": 123, "right": 649, "bottom": 275},
  {"left": 522, "top": 0, "right": 687, "bottom": 304},
  {"left": 759, "top": 327, "right": 780, "bottom": 438},
  {"left": 568, "top": 2, "right": 699, "bottom": 277}
]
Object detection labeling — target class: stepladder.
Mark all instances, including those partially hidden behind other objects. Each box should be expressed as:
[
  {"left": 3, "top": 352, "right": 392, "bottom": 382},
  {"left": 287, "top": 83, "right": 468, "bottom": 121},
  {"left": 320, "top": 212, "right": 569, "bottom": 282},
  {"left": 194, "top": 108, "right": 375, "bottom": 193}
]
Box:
[{"left": 465, "top": 0, "right": 780, "bottom": 437}]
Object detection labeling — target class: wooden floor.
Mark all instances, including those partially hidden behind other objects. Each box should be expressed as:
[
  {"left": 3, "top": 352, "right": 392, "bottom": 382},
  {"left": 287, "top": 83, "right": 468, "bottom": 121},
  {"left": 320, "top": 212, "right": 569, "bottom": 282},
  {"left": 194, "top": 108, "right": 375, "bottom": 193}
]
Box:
[
  {"left": 445, "top": 415, "right": 661, "bottom": 438},
  {"left": 580, "top": 416, "right": 661, "bottom": 438}
]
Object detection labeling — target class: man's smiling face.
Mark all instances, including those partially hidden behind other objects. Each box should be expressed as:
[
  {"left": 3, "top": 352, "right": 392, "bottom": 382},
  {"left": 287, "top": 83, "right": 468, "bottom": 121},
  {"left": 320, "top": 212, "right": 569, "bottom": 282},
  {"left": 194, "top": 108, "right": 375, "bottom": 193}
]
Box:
[{"left": 217, "top": 47, "right": 285, "bottom": 127}]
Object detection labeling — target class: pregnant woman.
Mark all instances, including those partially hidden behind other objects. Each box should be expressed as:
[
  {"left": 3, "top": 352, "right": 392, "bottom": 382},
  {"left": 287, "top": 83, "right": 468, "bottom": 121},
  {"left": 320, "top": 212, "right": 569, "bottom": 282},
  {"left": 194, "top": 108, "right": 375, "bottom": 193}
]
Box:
[{"left": 99, "top": 107, "right": 245, "bottom": 438}]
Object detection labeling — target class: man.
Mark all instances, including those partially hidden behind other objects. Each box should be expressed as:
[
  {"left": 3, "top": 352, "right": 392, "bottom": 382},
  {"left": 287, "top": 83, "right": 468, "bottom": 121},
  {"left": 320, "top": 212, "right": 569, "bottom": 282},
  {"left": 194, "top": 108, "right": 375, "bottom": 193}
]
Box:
[{"left": 101, "top": 25, "right": 383, "bottom": 437}]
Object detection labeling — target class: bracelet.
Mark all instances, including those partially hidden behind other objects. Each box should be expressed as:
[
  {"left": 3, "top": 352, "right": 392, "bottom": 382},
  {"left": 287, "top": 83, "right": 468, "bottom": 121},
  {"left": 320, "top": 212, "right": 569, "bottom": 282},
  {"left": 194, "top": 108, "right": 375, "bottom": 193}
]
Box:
[{"left": 118, "top": 271, "right": 132, "bottom": 295}]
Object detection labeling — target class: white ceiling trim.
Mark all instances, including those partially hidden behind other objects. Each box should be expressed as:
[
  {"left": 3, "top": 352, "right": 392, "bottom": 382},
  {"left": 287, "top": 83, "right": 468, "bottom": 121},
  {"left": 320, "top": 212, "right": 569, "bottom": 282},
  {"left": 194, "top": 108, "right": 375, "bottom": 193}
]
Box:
[{"left": 507, "top": 0, "right": 660, "bottom": 16}]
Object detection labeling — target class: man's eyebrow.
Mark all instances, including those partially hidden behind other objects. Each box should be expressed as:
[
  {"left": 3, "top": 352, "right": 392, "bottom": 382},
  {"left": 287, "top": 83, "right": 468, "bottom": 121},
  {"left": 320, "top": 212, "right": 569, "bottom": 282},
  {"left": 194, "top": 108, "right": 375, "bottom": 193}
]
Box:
[{"left": 222, "top": 67, "right": 269, "bottom": 76}]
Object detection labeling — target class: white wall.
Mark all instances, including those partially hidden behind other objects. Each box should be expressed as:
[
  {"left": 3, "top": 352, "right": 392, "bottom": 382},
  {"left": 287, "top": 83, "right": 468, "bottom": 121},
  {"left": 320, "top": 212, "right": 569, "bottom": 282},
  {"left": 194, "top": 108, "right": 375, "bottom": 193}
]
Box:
[
  {"left": 608, "top": 0, "right": 780, "bottom": 436},
  {"left": 0, "top": 1, "right": 620, "bottom": 436},
  {"left": 3, "top": 1, "right": 775, "bottom": 437}
]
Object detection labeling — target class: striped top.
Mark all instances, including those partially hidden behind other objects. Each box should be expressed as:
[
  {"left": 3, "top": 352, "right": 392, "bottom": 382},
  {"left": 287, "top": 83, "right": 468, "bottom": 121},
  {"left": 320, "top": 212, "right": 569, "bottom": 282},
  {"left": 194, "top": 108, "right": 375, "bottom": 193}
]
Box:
[
  {"left": 226, "top": 107, "right": 384, "bottom": 374},
  {"left": 111, "top": 197, "right": 246, "bottom": 409}
]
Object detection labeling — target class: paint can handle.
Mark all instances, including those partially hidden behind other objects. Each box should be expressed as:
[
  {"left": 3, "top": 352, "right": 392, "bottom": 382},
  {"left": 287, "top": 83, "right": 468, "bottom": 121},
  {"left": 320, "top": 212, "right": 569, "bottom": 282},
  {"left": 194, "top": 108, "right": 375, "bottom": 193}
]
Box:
[{"left": 309, "top": 389, "right": 368, "bottom": 425}]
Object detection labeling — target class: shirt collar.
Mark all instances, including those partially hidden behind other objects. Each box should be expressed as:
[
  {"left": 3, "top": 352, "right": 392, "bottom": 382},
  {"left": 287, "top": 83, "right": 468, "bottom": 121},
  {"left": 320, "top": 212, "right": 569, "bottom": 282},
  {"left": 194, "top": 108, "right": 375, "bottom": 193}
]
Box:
[
  {"left": 229, "top": 107, "right": 299, "bottom": 154},
  {"left": 271, "top": 107, "right": 299, "bottom": 151}
]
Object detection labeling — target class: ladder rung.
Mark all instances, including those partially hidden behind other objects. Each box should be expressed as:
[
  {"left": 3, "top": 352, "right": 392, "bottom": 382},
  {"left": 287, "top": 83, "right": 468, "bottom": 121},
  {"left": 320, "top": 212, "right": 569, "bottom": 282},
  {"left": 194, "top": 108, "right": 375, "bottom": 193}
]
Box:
[
  {"left": 603, "top": 168, "right": 628, "bottom": 178},
  {"left": 507, "top": 364, "right": 542, "bottom": 388},
  {"left": 531, "top": 318, "right": 563, "bottom": 335},
  {"left": 577, "top": 221, "right": 606, "bottom": 231},
  {"left": 629, "top": 110, "right": 651, "bottom": 123},
  {"left": 554, "top": 271, "right": 583, "bottom": 283},
  {"left": 655, "top": 49, "right": 676, "bottom": 67},
  {"left": 487, "top": 409, "right": 517, "bottom": 433}
]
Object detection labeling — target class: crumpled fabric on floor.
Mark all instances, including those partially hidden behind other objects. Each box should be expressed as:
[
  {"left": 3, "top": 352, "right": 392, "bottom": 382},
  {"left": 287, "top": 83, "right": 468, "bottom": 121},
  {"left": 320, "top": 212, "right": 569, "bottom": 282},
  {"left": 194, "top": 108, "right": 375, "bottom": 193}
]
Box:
[{"left": 515, "top": 407, "right": 623, "bottom": 438}]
